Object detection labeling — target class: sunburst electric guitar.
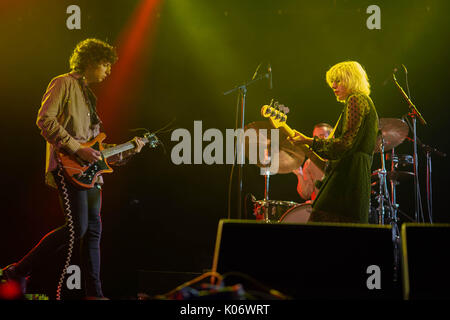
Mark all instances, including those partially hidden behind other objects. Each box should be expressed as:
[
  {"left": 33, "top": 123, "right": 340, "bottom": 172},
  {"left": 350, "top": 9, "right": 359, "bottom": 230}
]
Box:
[
  {"left": 56, "top": 132, "right": 160, "bottom": 189},
  {"left": 260, "top": 103, "right": 328, "bottom": 173}
]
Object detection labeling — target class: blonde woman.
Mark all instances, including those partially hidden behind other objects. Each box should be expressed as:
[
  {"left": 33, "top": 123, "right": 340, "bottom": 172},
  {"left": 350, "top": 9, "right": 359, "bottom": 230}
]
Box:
[{"left": 290, "top": 61, "right": 379, "bottom": 223}]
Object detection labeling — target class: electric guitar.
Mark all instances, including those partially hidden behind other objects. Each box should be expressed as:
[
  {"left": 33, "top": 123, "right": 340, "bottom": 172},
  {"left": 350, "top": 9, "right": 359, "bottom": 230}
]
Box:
[
  {"left": 260, "top": 103, "right": 328, "bottom": 173},
  {"left": 56, "top": 132, "right": 160, "bottom": 189}
]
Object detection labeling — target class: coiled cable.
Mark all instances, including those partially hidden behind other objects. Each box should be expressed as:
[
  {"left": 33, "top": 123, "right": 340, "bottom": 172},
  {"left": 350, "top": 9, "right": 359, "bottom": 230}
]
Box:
[{"left": 55, "top": 166, "right": 75, "bottom": 301}]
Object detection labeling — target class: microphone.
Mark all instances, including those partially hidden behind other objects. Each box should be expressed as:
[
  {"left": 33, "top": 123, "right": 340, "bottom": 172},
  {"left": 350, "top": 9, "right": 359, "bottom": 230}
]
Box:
[
  {"left": 392, "top": 73, "right": 412, "bottom": 105},
  {"left": 268, "top": 64, "right": 272, "bottom": 89},
  {"left": 392, "top": 73, "right": 427, "bottom": 125}
]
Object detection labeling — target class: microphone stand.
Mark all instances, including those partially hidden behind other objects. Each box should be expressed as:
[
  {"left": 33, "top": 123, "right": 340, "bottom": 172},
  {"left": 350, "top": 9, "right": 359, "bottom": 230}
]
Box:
[
  {"left": 224, "top": 70, "right": 271, "bottom": 219},
  {"left": 417, "top": 140, "right": 446, "bottom": 223},
  {"left": 393, "top": 74, "right": 427, "bottom": 223}
]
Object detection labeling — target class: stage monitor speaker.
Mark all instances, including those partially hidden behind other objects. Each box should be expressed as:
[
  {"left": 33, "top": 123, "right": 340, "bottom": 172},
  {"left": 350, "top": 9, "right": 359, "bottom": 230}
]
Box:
[
  {"left": 401, "top": 223, "right": 450, "bottom": 299},
  {"left": 212, "top": 219, "right": 400, "bottom": 299}
]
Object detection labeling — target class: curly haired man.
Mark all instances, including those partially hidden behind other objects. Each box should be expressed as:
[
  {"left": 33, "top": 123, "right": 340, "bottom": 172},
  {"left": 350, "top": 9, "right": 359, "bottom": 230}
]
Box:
[{"left": 1, "top": 38, "right": 145, "bottom": 299}]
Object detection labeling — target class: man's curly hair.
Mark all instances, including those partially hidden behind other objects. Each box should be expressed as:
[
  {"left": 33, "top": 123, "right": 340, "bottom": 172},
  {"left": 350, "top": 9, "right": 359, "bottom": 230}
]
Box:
[{"left": 69, "top": 38, "right": 118, "bottom": 72}]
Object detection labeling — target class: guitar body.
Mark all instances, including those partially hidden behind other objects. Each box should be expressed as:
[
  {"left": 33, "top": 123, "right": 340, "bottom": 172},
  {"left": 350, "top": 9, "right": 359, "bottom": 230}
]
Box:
[{"left": 57, "top": 133, "right": 113, "bottom": 189}]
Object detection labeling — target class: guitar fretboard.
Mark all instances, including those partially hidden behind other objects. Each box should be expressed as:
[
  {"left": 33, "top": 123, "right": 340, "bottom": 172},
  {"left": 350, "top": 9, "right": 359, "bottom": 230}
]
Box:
[{"left": 101, "top": 137, "right": 149, "bottom": 159}]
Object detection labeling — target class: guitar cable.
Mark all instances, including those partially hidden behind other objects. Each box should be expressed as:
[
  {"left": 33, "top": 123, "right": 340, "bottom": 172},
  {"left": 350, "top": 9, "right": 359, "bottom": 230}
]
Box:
[{"left": 55, "top": 165, "right": 76, "bottom": 301}]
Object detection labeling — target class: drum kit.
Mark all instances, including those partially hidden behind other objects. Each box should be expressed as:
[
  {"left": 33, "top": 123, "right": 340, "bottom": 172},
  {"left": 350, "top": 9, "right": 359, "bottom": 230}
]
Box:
[
  {"left": 370, "top": 118, "right": 414, "bottom": 226},
  {"left": 244, "top": 120, "right": 312, "bottom": 223},
  {"left": 245, "top": 117, "right": 413, "bottom": 226}
]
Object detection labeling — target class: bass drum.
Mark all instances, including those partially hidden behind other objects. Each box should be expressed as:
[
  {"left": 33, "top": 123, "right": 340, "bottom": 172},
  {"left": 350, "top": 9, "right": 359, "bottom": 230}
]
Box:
[
  {"left": 279, "top": 203, "right": 312, "bottom": 223},
  {"left": 253, "top": 200, "right": 299, "bottom": 222}
]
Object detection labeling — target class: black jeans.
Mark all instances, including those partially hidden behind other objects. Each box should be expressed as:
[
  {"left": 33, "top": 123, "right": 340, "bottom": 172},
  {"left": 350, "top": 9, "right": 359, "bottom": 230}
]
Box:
[{"left": 15, "top": 170, "right": 104, "bottom": 297}]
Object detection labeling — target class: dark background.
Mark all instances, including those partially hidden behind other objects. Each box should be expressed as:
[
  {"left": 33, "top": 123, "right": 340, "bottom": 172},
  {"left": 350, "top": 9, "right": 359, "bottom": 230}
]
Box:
[{"left": 1, "top": 0, "right": 449, "bottom": 299}]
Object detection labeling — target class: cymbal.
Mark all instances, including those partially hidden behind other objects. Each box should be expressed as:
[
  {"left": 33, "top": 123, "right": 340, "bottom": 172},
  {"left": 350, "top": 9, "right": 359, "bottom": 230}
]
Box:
[
  {"left": 371, "top": 170, "right": 415, "bottom": 183},
  {"left": 388, "top": 171, "right": 415, "bottom": 182},
  {"left": 374, "top": 118, "right": 409, "bottom": 153},
  {"left": 243, "top": 121, "right": 305, "bottom": 174}
]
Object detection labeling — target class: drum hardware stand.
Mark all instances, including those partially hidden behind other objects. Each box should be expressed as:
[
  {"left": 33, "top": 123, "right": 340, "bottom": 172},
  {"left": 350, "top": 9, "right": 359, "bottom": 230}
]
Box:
[
  {"left": 262, "top": 165, "right": 272, "bottom": 223},
  {"left": 375, "top": 137, "right": 401, "bottom": 282},
  {"left": 389, "top": 148, "right": 400, "bottom": 226},
  {"left": 374, "top": 134, "right": 390, "bottom": 225},
  {"left": 259, "top": 112, "right": 283, "bottom": 223},
  {"left": 388, "top": 148, "right": 401, "bottom": 283},
  {"left": 391, "top": 214, "right": 401, "bottom": 283},
  {"left": 224, "top": 64, "right": 272, "bottom": 220},
  {"left": 261, "top": 143, "right": 273, "bottom": 223},
  {"left": 409, "top": 111, "right": 424, "bottom": 222}
]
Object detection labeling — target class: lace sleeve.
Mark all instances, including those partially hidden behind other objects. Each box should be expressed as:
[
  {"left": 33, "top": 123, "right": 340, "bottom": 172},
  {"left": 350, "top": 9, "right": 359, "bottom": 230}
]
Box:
[{"left": 312, "top": 93, "right": 368, "bottom": 160}]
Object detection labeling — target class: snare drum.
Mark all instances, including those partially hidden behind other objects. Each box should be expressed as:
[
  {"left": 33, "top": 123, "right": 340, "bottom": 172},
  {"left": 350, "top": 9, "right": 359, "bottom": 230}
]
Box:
[
  {"left": 253, "top": 200, "right": 299, "bottom": 222},
  {"left": 279, "top": 203, "right": 312, "bottom": 223}
]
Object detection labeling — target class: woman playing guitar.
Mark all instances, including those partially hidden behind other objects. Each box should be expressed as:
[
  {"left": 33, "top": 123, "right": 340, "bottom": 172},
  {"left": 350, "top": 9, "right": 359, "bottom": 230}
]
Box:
[{"left": 289, "top": 61, "right": 379, "bottom": 223}]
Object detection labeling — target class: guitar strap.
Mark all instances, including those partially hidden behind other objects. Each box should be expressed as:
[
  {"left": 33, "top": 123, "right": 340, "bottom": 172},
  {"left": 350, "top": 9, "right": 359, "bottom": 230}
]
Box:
[{"left": 77, "top": 78, "right": 101, "bottom": 127}]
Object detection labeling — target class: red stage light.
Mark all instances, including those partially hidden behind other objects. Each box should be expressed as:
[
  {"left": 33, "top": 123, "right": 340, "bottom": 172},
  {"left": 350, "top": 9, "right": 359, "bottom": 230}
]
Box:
[
  {"left": 0, "top": 280, "right": 22, "bottom": 300},
  {"left": 97, "top": 0, "right": 163, "bottom": 140}
]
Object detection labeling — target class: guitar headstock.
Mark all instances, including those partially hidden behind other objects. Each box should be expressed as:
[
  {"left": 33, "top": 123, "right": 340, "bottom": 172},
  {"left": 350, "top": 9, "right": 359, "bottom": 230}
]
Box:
[
  {"left": 260, "top": 100, "right": 288, "bottom": 129},
  {"left": 143, "top": 132, "right": 161, "bottom": 149}
]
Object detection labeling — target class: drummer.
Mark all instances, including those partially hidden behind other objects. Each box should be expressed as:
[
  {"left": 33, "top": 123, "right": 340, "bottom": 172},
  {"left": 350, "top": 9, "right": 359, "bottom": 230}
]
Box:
[{"left": 292, "top": 123, "right": 332, "bottom": 202}]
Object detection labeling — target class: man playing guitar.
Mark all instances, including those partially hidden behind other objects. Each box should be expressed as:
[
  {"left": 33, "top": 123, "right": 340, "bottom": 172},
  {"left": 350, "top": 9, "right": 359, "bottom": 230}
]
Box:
[{"left": 2, "top": 38, "right": 145, "bottom": 299}]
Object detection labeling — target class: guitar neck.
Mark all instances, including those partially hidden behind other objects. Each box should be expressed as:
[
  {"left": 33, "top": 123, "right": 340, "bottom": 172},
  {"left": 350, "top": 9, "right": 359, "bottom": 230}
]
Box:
[
  {"left": 297, "top": 145, "right": 327, "bottom": 173},
  {"left": 102, "top": 137, "right": 149, "bottom": 159},
  {"left": 279, "top": 124, "right": 296, "bottom": 137},
  {"left": 281, "top": 123, "right": 327, "bottom": 173}
]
